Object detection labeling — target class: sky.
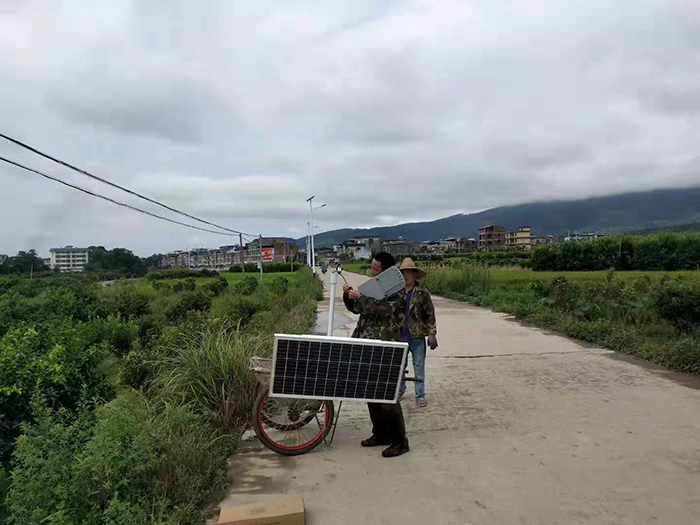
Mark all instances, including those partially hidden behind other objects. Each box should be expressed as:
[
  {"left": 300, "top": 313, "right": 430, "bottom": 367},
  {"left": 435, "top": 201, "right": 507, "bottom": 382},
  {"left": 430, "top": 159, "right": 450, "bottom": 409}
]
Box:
[{"left": 1, "top": 0, "right": 700, "bottom": 257}]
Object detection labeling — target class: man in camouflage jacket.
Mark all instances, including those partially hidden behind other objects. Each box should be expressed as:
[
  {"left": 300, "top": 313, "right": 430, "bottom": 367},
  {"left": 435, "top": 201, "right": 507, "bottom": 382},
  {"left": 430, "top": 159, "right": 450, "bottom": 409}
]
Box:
[
  {"left": 343, "top": 288, "right": 405, "bottom": 341},
  {"left": 342, "top": 252, "right": 410, "bottom": 458}
]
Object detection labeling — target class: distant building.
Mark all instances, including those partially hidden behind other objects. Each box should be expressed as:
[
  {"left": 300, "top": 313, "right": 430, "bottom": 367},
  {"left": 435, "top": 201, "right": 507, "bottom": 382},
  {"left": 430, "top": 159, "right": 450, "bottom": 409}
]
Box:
[
  {"left": 337, "top": 240, "right": 365, "bottom": 259},
  {"left": 160, "top": 238, "right": 297, "bottom": 269},
  {"left": 564, "top": 231, "right": 606, "bottom": 242},
  {"left": 244, "top": 237, "right": 298, "bottom": 264},
  {"left": 478, "top": 225, "right": 506, "bottom": 249},
  {"left": 50, "top": 246, "right": 89, "bottom": 272},
  {"left": 456, "top": 238, "right": 477, "bottom": 253},
  {"left": 439, "top": 237, "right": 459, "bottom": 252},
  {"left": 532, "top": 234, "right": 560, "bottom": 246},
  {"left": 353, "top": 248, "right": 372, "bottom": 260},
  {"left": 505, "top": 226, "right": 532, "bottom": 250},
  {"left": 349, "top": 237, "right": 382, "bottom": 254},
  {"left": 381, "top": 238, "right": 413, "bottom": 257}
]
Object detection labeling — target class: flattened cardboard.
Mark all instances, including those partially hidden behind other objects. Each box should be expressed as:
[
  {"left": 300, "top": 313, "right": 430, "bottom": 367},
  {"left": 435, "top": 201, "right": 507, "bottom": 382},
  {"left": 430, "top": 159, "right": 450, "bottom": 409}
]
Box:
[{"left": 218, "top": 497, "right": 305, "bottom": 525}]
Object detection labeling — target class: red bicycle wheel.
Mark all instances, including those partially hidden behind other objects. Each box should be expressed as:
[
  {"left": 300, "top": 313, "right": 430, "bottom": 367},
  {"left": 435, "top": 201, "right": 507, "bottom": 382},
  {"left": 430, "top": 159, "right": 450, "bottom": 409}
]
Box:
[{"left": 252, "top": 390, "right": 334, "bottom": 456}]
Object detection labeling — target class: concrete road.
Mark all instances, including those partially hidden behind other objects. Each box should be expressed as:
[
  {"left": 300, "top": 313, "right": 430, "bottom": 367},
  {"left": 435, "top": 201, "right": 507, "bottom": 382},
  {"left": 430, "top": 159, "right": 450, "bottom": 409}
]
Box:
[{"left": 217, "top": 270, "right": 700, "bottom": 525}]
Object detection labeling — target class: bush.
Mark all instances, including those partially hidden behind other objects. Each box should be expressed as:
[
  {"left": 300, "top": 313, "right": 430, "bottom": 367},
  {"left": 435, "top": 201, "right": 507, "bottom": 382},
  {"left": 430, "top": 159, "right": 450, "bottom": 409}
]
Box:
[
  {"left": 147, "top": 269, "right": 219, "bottom": 281},
  {"left": 270, "top": 276, "right": 289, "bottom": 295},
  {"left": 655, "top": 281, "right": 700, "bottom": 332},
  {"left": 228, "top": 264, "right": 258, "bottom": 273},
  {"left": 0, "top": 326, "right": 114, "bottom": 465},
  {"left": 109, "top": 288, "right": 150, "bottom": 319},
  {"left": 172, "top": 277, "right": 196, "bottom": 293},
  {"left": 203, "top": 276, "right": 229, "bottom": 296},
  {"left": 210, "top": 294, "right": 268, "bottom": 329},
  {"left": 532, "top": 232, "right": 700, "bottom": 271},
  {"left": 229, "top": 263, "right": 300, "bottom": 273},
  {"left": 5, "top": 400, "right": 95, "bottom": 524},
  {"left": 166, "top": 291, "right": 213, "bottom": 324},
  {"left": 232, "top": 276, "right": 259, "bottom": 296},
  {"left": 7, "top": 392, "right": 234, "bottom": 524}
]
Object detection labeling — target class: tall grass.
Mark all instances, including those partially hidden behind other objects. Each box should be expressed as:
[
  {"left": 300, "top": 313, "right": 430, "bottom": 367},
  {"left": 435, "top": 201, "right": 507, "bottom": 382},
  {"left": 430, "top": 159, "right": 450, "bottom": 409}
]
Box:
[
  {"left": 423, "top": 264, "right": 491, "bottom": 297},
  {"left": 153, "top": 324, "right": 266, "bottom": 432}
]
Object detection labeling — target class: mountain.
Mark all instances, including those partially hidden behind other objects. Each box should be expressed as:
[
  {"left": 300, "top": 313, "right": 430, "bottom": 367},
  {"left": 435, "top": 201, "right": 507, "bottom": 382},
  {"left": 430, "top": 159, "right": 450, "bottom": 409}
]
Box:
[{"left": 302, "top": 186, "right": 700, "bottom": 248}]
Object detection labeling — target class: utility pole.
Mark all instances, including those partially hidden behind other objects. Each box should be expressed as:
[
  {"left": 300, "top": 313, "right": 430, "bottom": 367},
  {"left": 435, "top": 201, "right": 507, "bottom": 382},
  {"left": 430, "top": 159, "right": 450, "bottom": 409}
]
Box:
[
  {"left": 239, "top": 233, "right": 245, "bottom": 279},
  {"left": 259, "top": 234, "right": 264, "bottom": 285}
]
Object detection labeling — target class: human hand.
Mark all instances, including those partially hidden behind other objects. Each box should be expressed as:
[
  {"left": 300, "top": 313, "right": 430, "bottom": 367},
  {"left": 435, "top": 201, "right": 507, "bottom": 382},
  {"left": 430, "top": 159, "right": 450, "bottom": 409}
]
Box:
[
  {"left": 342, "top": 284, "right": 353, "bottom": 294},
  {"left": 347, "top": 288, "right": 363, "bottom": 300},
  {"left": 427, "top": 335, "right": 438, "bottom": 350}
]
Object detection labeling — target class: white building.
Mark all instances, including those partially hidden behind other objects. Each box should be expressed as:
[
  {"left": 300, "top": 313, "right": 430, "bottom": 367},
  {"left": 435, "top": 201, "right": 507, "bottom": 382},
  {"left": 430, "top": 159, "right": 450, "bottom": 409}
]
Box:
[{"left": 50, "top": 246, "right": 89, "bottom": 272}]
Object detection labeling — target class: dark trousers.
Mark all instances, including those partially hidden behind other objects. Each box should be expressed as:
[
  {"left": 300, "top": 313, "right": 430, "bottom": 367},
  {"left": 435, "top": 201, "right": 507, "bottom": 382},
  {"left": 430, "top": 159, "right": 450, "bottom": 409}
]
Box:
[{"left": 367, "top": 401, "right": 407, "bottom": 445}]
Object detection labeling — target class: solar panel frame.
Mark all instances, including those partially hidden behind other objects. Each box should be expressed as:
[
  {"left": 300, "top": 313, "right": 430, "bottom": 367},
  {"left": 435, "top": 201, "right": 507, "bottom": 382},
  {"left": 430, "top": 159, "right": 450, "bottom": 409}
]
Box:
[{"left": 269, "top": 334, "right": 409, "bottom": 404}]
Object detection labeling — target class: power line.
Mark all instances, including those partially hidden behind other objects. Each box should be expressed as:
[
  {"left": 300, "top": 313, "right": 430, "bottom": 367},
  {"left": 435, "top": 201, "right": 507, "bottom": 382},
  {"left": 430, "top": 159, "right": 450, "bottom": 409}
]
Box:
[
  {"left": 0, "top": 155, "right": 240, "bottom": 237},
  {"left": 0, "top": 131, "right": 254, "bottom": 237}
]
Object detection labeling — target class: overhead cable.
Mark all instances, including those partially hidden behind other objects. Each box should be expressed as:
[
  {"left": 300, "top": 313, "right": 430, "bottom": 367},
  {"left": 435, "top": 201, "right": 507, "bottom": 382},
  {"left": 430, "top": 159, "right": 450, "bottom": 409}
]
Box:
[
  {"left": 0, "top": 156, "right": 239, "bottom": 237},
  {"left": 0, "top": 132, "right": 253, "bottom": 236}
]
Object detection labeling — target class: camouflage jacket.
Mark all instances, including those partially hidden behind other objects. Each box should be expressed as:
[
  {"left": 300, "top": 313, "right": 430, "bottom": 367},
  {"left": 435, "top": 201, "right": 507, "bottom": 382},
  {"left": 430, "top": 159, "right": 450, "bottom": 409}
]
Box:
[
  {"left": 404, "top": 283, "right": 437, "bottom": 338},
  {"left": 343, "top": 290, "right": 405, "bottom": 341}
]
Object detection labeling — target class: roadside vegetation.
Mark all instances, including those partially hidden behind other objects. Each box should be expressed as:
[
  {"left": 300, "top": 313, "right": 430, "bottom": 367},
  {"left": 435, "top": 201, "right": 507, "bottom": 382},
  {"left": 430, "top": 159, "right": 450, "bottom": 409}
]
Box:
[
  {"left": 340, "top": 232, "right": 700, "bottom": 375},
  {"left": 0, "top": 268, "right": 322, "bottom": 523},
  {"left": 423, "top": 266, "right": 700, "bottom": 374}
]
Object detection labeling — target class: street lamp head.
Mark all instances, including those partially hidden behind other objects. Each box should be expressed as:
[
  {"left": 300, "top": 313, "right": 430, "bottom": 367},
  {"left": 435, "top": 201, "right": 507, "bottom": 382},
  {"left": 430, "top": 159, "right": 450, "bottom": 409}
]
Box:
[{"left": 306, "top": 195, "right": 315, "bottom": 202}]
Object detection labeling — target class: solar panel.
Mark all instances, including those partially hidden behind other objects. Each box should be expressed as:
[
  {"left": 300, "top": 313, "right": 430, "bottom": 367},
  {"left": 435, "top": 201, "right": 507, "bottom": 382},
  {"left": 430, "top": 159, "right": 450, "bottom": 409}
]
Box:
[
  {"left": 357, "top": 266, "right": 405, "bottom": 300},
  {"left": 270, "top": 334, "right": 409, "bottom": 403}
]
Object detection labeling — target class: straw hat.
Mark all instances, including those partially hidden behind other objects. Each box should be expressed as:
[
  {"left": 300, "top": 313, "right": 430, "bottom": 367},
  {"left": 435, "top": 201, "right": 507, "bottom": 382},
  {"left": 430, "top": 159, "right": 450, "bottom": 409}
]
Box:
[{"left": 398, "top": 257, "right": 427, "bottom": 279}]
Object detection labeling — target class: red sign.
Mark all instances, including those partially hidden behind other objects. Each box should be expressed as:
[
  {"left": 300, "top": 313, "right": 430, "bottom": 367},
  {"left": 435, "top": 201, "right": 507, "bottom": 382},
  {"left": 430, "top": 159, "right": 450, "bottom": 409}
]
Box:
[{"left": 261, "top": 247, "right": 274, "bottom": 263}]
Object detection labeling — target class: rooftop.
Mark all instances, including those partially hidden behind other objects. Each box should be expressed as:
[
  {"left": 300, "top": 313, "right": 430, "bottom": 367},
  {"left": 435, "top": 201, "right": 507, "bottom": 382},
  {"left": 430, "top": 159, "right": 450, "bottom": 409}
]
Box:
[{"left": 50, "top": 246, "right": 89, "bottom": 253}]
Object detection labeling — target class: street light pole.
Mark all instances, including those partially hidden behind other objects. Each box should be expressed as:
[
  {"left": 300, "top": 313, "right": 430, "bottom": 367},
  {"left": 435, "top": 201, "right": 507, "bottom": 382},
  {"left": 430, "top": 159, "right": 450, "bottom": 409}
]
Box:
[
  {"left": 306, "top": 221, "right": 311, "bottom": 267},
  {"left": 307, "top": 196, "right": 317, "bottom": 277}
]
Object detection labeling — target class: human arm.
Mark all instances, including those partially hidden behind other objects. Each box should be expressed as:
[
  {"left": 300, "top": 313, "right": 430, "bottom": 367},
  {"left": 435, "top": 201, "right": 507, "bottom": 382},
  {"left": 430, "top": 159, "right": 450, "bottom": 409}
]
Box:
[
  {"left": 422, "top": 291, "right": 438, "bottom": 349},
  {"left": 342, "top": 284, "right": 360, "bottom": 314},
  {"left": 354, "top": 294, "right": 395, "bottom": 317}
]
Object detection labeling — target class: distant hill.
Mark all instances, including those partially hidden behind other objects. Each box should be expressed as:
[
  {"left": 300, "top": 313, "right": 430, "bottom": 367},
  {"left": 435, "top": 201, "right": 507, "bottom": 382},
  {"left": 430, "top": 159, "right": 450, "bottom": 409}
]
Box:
[{"left": 302, "top": 186, "right": 700, "bottom": 248}]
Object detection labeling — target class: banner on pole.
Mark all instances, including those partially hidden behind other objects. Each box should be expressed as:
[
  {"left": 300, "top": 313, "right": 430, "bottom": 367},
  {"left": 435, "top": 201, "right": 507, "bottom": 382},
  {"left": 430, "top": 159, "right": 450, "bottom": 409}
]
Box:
[{"left": 261, "top": 247, "right": 274, "bottom": 263}]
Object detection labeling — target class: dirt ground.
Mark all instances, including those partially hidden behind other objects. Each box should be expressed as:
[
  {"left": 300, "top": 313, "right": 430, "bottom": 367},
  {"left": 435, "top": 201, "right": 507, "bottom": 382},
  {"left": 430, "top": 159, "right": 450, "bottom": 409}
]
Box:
[{"left": 215, "top": 270, "right": 700, "bottom": 525}]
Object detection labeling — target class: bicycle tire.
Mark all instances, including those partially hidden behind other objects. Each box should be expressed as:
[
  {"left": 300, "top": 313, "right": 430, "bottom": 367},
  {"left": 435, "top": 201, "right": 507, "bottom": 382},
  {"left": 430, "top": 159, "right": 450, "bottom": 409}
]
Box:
[{"left": 252, "top": 389, "right": 334, "bottom": 456}]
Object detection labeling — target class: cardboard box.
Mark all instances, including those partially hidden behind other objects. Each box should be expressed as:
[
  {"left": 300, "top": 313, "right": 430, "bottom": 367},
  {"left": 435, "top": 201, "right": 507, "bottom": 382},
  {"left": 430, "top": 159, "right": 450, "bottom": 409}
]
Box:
[{"left": 218, "top": 497, "right": 305, "bottom": 525}]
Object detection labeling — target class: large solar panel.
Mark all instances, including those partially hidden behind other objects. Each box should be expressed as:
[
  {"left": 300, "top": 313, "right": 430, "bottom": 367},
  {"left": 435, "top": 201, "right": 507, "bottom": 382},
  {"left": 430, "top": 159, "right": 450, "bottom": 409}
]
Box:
[{"left": 270, "top": 334, "right": 409, "bottom": 403}]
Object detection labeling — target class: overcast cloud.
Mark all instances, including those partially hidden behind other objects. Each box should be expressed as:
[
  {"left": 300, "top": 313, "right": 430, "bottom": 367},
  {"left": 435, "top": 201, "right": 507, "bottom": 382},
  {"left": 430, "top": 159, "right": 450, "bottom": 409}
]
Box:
[{"left": 1, "top": 0, "right": 700, "bottom": 256}]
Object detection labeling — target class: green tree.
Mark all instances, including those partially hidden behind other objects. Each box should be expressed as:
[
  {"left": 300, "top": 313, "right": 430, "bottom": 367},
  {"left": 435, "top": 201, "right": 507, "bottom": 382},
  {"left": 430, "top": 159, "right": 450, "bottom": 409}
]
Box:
[
  {"left": 84, "top": 247, "right": 148, "bottom": 276},
  {"left": 4, "top": 250, "right": 48, "bottom": 275}
]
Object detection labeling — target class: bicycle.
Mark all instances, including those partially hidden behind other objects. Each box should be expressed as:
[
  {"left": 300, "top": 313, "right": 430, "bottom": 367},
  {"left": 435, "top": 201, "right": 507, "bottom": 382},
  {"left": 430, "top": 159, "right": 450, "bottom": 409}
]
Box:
[
  {"left": 250, "top": 356, "right": 338, "bottom": 456},
  {"left": 250, "top": 356, "right": 420, "bottom": 456}
]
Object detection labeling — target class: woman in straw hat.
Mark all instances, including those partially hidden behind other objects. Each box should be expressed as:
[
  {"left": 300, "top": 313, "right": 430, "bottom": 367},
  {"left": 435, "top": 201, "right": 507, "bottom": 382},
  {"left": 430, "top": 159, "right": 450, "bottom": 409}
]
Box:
[{"left": 397, "top": 257, "right": 438, "bottom": 407}]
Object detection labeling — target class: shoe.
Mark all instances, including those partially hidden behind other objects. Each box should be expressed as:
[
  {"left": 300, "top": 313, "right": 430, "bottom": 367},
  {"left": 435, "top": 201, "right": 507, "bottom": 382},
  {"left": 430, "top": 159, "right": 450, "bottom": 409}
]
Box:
[
  {"left": 416, "top": 397, "right": 427, "bottom": 407},
  {"left": 361, "top": 435, "right": 392, "bottom": 447},
  {"left": 382, "top": 442, "right": 410, "bottom": 458}
]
